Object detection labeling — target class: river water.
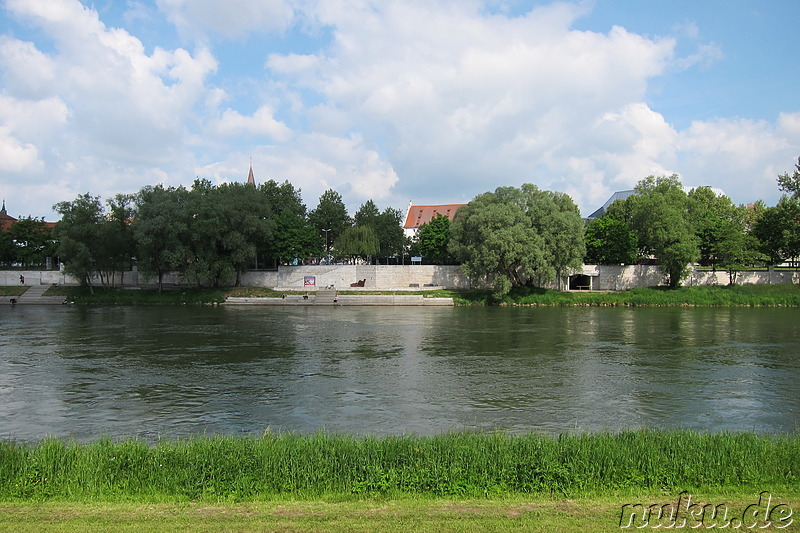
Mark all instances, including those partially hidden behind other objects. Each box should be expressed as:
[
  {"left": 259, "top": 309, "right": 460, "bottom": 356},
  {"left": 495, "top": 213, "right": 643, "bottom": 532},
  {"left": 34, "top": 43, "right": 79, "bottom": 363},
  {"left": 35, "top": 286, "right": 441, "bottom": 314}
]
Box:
[{"left": 0, "top": 305, "right": 798, "bottom": 441}]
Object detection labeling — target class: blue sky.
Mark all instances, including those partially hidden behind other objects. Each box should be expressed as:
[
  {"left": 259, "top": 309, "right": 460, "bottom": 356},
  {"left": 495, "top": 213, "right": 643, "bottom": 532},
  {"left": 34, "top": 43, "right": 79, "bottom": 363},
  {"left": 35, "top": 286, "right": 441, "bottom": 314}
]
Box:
[{"left": 0, "top": 0, "right": 798, "bottom": 221}]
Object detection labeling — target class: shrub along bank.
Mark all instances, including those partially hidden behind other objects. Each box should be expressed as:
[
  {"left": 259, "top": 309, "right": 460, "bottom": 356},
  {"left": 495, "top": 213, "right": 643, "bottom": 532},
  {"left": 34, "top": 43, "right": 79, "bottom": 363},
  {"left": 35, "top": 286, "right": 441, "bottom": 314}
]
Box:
[{"left": 1, "top": 430, "right": 798, "bottom": 502}]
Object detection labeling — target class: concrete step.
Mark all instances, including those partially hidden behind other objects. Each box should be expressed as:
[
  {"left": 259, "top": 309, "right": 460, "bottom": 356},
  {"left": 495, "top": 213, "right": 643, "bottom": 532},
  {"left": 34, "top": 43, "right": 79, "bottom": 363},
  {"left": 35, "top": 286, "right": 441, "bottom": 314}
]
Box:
[{"left": 9, "top": 284, "right": 65, "bottom": 305}]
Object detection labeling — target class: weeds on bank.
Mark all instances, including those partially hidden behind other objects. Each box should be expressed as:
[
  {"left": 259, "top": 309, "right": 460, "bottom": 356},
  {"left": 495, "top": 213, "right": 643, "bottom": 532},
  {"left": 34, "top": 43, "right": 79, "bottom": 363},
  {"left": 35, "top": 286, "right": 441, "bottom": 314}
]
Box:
[{"left": 1, "top": 430, "right": 798, "bottom": 502}]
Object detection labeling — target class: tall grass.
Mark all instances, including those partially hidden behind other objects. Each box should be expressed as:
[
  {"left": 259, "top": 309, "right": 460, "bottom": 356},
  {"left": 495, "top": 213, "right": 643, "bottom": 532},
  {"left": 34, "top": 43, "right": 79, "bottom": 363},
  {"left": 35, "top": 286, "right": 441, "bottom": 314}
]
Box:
[
  {"left": 1, "top": 430, "right": 797, "bottom": 501},
  {"left": 491, "top": 284, "right": 800, "bottom": 307}
]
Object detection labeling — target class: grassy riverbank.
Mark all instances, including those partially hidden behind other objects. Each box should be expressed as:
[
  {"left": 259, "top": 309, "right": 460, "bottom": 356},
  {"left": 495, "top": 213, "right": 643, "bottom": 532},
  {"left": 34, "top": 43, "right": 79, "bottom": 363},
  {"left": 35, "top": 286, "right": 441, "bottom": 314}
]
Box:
[
  {"left": 2, "top": 430, "right": 798, "bottom": 501},
  {"left": 37, "top": 283, "right": 800, "bottom": 306}
]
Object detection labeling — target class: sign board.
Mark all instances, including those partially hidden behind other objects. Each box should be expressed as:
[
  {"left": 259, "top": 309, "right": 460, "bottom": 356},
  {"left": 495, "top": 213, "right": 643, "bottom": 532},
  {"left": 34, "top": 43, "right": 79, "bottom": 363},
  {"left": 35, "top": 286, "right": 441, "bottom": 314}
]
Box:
[
  {"left": 304, "top": 276, "right": 316, "bottom": 286},
  {"left": 411, "top": 256, "right": 423, "bottom": 263}
]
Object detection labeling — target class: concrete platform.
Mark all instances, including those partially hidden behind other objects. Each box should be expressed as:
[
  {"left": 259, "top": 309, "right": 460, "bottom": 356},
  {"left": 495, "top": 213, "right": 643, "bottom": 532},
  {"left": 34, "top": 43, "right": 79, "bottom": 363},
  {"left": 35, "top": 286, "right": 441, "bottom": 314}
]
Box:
[{"left": 225, "top": 293, "right": 454, "bottom": 306}]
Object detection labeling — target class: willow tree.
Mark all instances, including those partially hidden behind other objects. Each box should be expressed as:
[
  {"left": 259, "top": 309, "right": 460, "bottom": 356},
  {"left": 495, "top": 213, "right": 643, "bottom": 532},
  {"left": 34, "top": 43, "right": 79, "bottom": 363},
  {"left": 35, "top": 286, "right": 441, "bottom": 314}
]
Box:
[
  {"left": 449, "top": 184, "right": 584, "bottom": 297},
  {"left": 335, "top": 226, "right": 379, "bottom": 263}
]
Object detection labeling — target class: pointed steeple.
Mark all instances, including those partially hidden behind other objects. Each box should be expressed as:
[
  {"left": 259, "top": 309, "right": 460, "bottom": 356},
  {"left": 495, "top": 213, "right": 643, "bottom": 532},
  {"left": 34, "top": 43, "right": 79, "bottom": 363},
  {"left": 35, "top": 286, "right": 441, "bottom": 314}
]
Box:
[
  {"left": 1, "top": 200, "right": 6, "bottom": 215},
  {"left": 246, "top": 160, "right": 256, "bottom": 187}
]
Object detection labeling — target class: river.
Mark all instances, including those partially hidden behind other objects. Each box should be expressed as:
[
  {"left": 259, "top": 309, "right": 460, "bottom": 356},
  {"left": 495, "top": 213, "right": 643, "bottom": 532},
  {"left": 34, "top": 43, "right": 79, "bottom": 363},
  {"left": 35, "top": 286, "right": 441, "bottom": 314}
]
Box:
[{"left": 0, "top": 305, "right": 798, "bottom": 441}]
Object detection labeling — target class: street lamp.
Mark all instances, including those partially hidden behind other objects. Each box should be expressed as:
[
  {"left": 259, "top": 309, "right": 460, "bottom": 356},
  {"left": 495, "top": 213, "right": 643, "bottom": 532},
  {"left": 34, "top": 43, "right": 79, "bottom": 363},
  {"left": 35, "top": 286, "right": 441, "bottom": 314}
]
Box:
[{"left": 322, "top": 228, "right": 331, "bottom": 264}]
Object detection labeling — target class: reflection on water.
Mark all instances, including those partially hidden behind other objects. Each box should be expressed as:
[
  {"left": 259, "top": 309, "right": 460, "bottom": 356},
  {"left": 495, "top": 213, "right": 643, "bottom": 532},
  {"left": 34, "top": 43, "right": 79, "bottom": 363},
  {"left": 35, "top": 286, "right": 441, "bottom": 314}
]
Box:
[{"left": 0, "top": 305, "right": 798, "bottom": 441}]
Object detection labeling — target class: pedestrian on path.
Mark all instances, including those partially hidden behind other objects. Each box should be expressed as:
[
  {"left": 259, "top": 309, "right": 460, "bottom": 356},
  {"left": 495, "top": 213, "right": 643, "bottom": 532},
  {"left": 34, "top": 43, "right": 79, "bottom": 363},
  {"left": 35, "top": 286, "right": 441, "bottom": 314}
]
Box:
[{"left": 19, "top": 274, "right": 24, "bottom": 285}]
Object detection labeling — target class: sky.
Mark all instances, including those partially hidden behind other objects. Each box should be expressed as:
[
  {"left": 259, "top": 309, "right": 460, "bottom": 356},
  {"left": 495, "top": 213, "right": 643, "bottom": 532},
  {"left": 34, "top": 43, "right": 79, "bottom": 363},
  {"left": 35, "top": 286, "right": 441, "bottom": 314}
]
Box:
[{"left": 0, "top": 0, "right": 798, "bottom": 221}]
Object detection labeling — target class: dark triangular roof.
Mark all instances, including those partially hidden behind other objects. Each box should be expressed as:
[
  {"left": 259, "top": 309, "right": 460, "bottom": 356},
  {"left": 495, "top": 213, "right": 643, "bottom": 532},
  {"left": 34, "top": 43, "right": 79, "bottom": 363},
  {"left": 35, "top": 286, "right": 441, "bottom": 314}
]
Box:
[{"left": 247, "top": 164, "right": 256, "bottom": 186}]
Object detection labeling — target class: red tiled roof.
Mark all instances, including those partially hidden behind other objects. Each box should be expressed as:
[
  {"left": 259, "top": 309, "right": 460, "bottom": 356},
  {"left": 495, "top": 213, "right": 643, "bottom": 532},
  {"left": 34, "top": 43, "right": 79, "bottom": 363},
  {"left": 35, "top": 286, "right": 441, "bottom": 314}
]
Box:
[
  {"left": 0, "top": 212, "right": 17, "bottom": 232},
  {"left": 403, "top": 204, "right": 466, "bottom": 229},
  {"left": 0, "top": 213, "right": 56, "bottom": 232}
]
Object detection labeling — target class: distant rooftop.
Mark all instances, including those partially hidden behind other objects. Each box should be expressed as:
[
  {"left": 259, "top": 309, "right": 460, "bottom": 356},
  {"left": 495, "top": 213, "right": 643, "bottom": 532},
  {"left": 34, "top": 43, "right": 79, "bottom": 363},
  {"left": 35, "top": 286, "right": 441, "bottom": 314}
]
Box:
[
  {"left": 403, "top": 203, "right": 466, "bottom": 230},
  {"left": 586, "top": 190, "right": 636, "bottom": 219}
]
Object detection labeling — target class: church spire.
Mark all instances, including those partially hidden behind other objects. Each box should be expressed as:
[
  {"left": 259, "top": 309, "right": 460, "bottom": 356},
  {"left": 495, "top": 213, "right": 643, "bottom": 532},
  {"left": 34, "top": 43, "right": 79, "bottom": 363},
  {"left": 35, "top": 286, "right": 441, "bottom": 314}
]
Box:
[
  {"left": 246, "top": 159, "right": 256, "bottom": 187},
  {"left": 1, "top": 200, "right": 6, "bottom": 215}
]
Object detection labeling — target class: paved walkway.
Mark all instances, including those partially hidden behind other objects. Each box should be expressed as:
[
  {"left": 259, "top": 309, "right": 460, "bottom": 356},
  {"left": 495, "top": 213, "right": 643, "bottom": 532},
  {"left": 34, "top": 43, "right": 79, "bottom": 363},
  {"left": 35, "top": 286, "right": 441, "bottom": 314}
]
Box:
[{"left": 7, "top": 284, "right": 65, "bottom": 305}]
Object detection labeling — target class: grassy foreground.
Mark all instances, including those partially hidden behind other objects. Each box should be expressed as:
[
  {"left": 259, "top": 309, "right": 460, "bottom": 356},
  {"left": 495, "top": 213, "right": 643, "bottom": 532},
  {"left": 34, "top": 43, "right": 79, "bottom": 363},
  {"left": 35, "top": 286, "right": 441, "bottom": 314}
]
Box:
[
  {"left": 3, "top": 431, "right": 799, "bottom": 531},
  {"left": 39, "top": 283, "right": 800, "bottom": 306},
  {"left": 2, "top": 431, "right": 798, "bottom": 501},
  {"left": 2, "top": 492, "right": 798, "bottom": 532}
]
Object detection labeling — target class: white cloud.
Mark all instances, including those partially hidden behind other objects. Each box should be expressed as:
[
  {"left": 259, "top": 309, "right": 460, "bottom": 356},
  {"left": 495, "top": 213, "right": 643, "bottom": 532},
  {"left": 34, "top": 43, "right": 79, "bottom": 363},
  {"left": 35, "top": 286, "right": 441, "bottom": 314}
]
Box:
[
  {"left": 0, "top": 37, "right": 57, "bottom": 98},
  {"left": 211, "top": 106, "right": 292, "bottom": 140},
  {"left": 157, "top": 0, "right": 295, "bottom": 39}
]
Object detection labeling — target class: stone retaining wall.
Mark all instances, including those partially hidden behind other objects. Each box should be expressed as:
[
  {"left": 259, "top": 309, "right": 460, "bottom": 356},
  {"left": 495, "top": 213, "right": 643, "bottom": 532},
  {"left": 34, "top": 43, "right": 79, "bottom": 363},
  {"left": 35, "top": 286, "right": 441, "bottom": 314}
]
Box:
[{"left": 2, "top": 264, "right": 797, "bottom": 290}]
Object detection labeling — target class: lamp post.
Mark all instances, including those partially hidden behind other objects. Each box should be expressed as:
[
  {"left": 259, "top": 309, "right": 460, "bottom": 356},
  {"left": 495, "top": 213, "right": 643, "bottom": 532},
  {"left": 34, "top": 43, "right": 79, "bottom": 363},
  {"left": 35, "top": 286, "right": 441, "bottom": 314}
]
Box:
[{"left": 322, "top": 228, "right": 331, "bottom": 264}]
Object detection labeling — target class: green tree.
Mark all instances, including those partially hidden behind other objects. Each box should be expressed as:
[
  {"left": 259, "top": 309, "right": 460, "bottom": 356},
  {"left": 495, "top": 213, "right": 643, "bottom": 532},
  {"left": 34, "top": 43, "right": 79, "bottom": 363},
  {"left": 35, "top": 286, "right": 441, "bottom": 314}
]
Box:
[
  {"left": 373, "top": 207, "right": 405, "bottom": 263},
  {"left": 416, "top": 213, "right": 453, "bottom": 264},
  {"left": 353, "top": 200, "right": 379, "bottom": 227},
  {"left": 133, "top": 185, "right": 190, "bottom": 291},
  {"left": 98, "top": 194, "right": 135, "bottom": 287},
  {"left": 183, "top": 179, "right": 232, "bottom": 287},
  {"left": 308, "top": 189, "right": 352, "bottom": 260},
  {"left": 53, "top": 193, "right": 105, "bottom": 291},
  {"left": 449, "top": 184, "right": 584, "bottom": 297},
  {"left": 777, "top": 156, "right": 800, "bottom": 198},
  {"left": 628, "top": 175, "right": 699, "bottom": 288},
  {"left": 335, "top": 225, "right": 379, "bottom": 262},
  {"left": 260, "top": 180, "right": 315, "bottom": 266},
  {"left": 217, "top": 182, "right": 272, "bottom": 286},
  {"left": 7, "top": 217, "right": 55, "bottom": 268},
  {"left": 583, "top": 215, "right": 637, "bottom": 265},
  {"left": 751, "top": 195, "right": 800, "bottom": 266},
  {"left": 714, "top": 208, "right": 766, "bottom": 285}
]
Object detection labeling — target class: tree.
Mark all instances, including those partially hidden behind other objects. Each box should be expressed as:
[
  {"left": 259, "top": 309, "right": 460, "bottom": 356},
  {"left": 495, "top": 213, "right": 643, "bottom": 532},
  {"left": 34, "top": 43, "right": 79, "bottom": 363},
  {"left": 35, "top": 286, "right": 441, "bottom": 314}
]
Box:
[
  {"left": 335, "top": 226, "right": 379, "bottom": 262},
  {"left": 7, "top": 217, "right": 55, "bottom": 268},
  {"left": 628, "top": 175, "right": 699, "bottom": 288},
  {"left": 308, "top": 189, "right": 352, "bottom": 260},
  {"left": 751, "top": 195, "right": 800, "bottom": 266},
  {"left": 216, "top": 182, "right": 272, "bottom": 286},
  {"left": 133, "top": 185, "right": 190, "bottom": 291},
  {"left": 353, "top": 200, "right": 379, "bottom": 227},
  {"left": 373, "top": 207, "right": 405, "bottom": 263},
  {"left": 449, "top": 184, "right": 584, "bottom": 297},
  {"left": 777, "top": 156, "right": 800, "bottom": 198},
  {"left": 183, "top": 179, "right": 232, "bottom": 287},
  {"left": 687, "top": 186, "right": 736, "bottom": 269},
  {"left": 260, "top": 180, "right": 315, "bottom": 266},
  {"left": 583, "top": 215, "right": 637, "bottom": 265},
  {"left": 416, "top": 213, "right": 453, "bottom": 264},
  {"left": 714, "top": 208, "right": 766, "bottom": 285},
  {"left": 53, "top": 194, "right": 105, "bottom": 291},
  {"left": 98, "top": 194, "right": 135, "bottom": 287}
]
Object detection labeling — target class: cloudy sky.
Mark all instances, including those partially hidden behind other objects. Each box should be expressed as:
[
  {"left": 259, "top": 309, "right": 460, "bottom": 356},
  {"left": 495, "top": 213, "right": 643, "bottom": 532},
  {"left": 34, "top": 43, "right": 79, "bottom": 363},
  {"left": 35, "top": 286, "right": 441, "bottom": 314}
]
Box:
[{"left": 0, "top": 0, "right": 798, "bottom": 221}]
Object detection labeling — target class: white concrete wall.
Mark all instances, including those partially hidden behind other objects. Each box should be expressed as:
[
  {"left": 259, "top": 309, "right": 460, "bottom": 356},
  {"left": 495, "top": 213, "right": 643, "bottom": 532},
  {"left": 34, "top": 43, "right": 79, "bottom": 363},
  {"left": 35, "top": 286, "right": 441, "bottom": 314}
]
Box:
[
  {"left": 584, "top": 265, "right": 800, "bottom": 290},
  {"left": 3, "top": 265, "right": 798, "bottom": 290}
]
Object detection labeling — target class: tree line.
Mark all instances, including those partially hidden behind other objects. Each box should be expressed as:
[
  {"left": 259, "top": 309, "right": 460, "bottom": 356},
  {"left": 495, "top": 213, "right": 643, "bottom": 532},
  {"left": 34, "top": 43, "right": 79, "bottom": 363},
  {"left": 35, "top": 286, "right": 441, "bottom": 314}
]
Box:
[
  {"left": 45, "top": 179, "right": 405, "bottom": 291},
  {"left": 4, "top": 157, "right": 798, "bottom": 294}
]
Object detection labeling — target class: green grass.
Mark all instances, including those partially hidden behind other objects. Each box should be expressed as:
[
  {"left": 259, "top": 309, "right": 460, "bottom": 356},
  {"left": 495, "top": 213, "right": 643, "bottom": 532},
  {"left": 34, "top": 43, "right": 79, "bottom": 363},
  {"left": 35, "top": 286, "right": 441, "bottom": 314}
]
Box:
[
  {"left": 2, "top": 492, "right": 798, "bottom": 532},
  {"left": 0, "top": 286, "right": 28, "bottom": 297},
  {"left": 44, "top": 285, "right": 226, "bottom": 305},
  {"left": 2, "top": 430, "right": 798, "bottom": 503},
  {"left": 482, "top": 284, "right": 800, "bottom": 307}
]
